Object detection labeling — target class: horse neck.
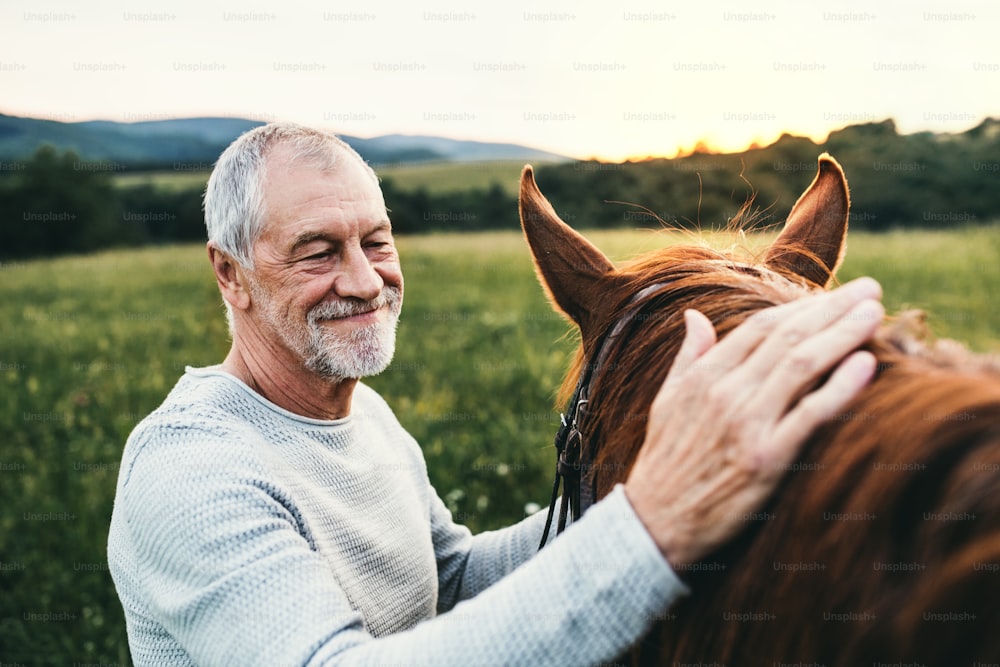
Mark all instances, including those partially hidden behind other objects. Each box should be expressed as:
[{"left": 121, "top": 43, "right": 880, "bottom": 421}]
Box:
[{"left": 643, "top": 349, "right": 1000, "bottom": 665}]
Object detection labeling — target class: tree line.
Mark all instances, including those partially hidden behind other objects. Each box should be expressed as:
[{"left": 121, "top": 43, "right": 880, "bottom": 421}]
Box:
[
  {"left": 0, "top": 147, "right": 521, "bottom": 260},
  {"left": 532, "top": 120, "right": 1000, "bottom": 233},
  {"left": 2, "top": 119, "right": 998, "bottom": 260}
]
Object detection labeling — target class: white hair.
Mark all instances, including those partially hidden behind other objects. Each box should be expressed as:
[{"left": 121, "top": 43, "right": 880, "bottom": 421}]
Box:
[
  {"left": 203, "top": 122, "right": 377, "bottom": 270},
  {"left": 202, "top": 122, "right": 378, "bottom": 332}
]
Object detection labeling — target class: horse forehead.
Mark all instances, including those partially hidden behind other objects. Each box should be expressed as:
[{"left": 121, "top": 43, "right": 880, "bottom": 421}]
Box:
[
  {"left": 606, "top": 261, "right": 796, "bottom": 330},
  {"left": 703, "top": 257, "right": 772, "bottom": 275},
  {"left": 654, "top": 257, "right": 807, "bottom": 291},
  {"left": 609, "top": 254, "right": 815, "bottom": 326}
]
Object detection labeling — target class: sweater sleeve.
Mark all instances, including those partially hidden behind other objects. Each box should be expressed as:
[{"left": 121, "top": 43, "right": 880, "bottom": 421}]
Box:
[
  {"left": 115, "top": 429, "right": 688, "bottom": 667},
  {"left": 334, "top": 485, "right": 689, "bottom": 666},
  {"left": 432, "top": 488, "right": 553, "bottom": 610}
]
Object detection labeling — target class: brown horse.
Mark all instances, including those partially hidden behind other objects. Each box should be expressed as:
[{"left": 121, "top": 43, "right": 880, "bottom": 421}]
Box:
[{"left": 519, "top": 155, "right": 1000, "bottom": 666}]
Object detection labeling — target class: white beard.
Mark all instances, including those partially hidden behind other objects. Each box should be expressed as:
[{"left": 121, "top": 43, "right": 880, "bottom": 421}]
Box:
[{"left": 250, "top": 281, "right": 402, "bottom": 383}]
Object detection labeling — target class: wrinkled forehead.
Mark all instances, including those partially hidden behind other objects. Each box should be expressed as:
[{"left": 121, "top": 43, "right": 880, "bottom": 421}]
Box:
[
  {"left": 261, "top": 142, "right": 383, "bottom": 203},
  {"left": 264, "top": 141, "right": 374, "bottom": 181},
  {"left": 254, "top": 144, "right": 389, "bottom": 247}
]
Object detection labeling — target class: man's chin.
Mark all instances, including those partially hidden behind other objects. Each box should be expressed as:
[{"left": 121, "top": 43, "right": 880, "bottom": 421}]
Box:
[
  {"left": 300, "top": 312, "right": 399, "bottom": 382},
  {"left": 304, "top": 344, "right": 396, "bottom": 383},
  {"left": 306, "top": 362, "right": 393, "bottom": 384}
]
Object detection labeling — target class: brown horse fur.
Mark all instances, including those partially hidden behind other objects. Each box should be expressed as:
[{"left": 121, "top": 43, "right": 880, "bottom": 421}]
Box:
[{"left": 519, "top": 155, "right": 1000, "bottom": 666}]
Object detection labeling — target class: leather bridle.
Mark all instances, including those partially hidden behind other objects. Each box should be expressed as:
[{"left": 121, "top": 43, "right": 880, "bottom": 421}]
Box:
[{"left": 538, "top": 283, "right": 666, "bottom": 549}]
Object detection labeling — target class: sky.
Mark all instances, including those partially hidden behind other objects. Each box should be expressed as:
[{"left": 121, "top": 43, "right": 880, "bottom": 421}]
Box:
[{"left": 2, "top": 0, "right": 998, "bottom": 161}]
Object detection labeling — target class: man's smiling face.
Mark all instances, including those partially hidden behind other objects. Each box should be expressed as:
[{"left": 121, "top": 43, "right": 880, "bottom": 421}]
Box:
[{"left": 245, "top": 144, "right": 404, "bottom": 382}]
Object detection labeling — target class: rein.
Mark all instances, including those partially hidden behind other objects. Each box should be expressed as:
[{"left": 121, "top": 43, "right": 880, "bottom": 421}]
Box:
[{"left": 538, "top": 284, "right": 665, "bottom": 549}]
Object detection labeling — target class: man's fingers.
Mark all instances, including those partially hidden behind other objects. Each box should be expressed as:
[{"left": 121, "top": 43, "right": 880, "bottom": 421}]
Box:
[
  {"left": 768, "top": 349, "right": 879, "bottom": 463},
  {"left": 675, "top": 277, "right": 883, "bottom": 386},
  {"left": 735, "top": 297, "right": 884, "bottom": 418},
  {"left": 732, "top": 277, "right": 882, "bottom": 382},
  {"left": 664, "top": 309, "right": 717, "bottom": 385}
]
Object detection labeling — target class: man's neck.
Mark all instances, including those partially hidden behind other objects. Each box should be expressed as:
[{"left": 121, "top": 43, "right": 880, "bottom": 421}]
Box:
[{"left": 220, "top": 337, "right": 357, "bottom": 421}]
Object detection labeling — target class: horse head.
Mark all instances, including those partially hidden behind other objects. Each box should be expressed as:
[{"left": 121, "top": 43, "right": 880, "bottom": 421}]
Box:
[{"left": 519, "top": 156, "right": 1000, "bottom": 665}]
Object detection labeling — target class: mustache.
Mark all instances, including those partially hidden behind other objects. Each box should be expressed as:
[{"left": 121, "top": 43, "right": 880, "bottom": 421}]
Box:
[{"left": 308, "top": 286, "right": 402, "bottom": 322}]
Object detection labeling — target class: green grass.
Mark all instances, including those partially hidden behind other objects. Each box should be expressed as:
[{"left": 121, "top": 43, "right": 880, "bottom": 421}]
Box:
[
  {"left": 835, "top": 226, "right": 1000, "bottom": 351},
  {"left": 376, "top": 160, "right": 529, "bottom": 195},
  {"left": 111, "top": 170, "right": 211, "bottom": 193},
  {"left": 2, "top": 227, "right": 998, "bottom": 664},
  {"left": 109, "top": 160, "right": 532, "bottom": 197},
  {"left": 0, "top": 246, "right": 224, "bottom": 664}
]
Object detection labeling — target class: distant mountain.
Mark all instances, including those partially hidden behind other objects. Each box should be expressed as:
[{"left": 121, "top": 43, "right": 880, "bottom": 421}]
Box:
[
  {"left": 0, "top": 115, "right": 264, "bottom": 166},
  {"left": 0, "top": 113, "right": 568, "bottom": 168},
  {"left": 344, "top": 133, "right": 567, "bottom": 165},
  {"left": 77, "top": 117, "right": 265, "bottom": 144}
]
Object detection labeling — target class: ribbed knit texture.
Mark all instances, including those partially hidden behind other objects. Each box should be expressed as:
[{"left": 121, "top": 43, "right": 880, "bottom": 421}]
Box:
[{"left": 108, "top": 366, "right": 687, "bottom": 666}]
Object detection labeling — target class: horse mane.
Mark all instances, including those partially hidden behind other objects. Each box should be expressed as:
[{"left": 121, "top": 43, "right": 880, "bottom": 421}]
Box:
[{"left": 557, "top": 240, "right": 1000, "bottom": 664}]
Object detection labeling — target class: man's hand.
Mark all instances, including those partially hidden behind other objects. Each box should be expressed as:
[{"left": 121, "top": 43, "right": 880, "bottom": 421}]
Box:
[{"left": 624, "top": 276, "right": 884, "bottom": 567}]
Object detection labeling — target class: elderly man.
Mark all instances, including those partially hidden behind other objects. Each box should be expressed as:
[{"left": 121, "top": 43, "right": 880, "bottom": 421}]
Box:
[{"left": 108, "top": 123, "right": 883, "bottom": 665}]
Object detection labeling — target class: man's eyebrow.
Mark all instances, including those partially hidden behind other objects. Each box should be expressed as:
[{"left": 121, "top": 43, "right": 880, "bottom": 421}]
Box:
[
  {"left": 365, "top": 221, "right": 393, "bottom": 236},
  {"left": 288, "top": 222, "right": 392, "bottom": 254},
  {"left": 288, "top": 231, "right": 332, "bottom": 254}
]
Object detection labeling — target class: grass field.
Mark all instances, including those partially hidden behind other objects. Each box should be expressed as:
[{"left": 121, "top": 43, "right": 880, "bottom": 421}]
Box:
[
  {"left": 375, "top": 160, "right": 529, "bottom": 195},
  {"left": 2, "top": 226, "right": 999, "bottom": 664},
  {"left": 111, "top": 169, "right": 212, "bottom": 192},
  {"left": 110, "top": 160, "right": 531, "bottom": 196}
]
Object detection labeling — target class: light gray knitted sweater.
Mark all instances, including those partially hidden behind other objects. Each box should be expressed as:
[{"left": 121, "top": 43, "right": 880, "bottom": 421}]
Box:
[{"left": 107, "top": 367, "right": 686, "bottom": 666}]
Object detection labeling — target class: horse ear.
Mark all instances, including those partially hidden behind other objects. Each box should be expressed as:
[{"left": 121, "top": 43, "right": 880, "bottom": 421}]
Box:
[
  {"left": 519, "top": 165, "right": 617, "bottom": 334},
  {"left": 765, "top": 153, "right": 850, "bottom": 287}
]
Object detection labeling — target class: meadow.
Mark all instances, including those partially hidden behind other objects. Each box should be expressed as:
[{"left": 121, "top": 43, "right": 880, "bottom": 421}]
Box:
[
  {"left": 1, "top": 226, "right": 999, "bottom": 664},
  {"left": 110, "top": 160, "right": 529, "bottom": 196},
  {"left": 373, "top": 160, "right": 528, "bottom": 195}
]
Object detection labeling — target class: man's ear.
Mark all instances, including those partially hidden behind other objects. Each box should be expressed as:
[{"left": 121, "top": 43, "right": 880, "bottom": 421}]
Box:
[{"left": 207, "top": 243, "right": 251, "bottom": 312}]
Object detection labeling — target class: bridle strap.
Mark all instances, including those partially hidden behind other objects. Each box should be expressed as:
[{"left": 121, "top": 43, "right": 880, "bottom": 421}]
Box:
[
  {"left": 538, "top": 369, "right": 588, "bottom": 549},
  {"left": 538, "top": 283, "right": 666, "bottom": 550}
]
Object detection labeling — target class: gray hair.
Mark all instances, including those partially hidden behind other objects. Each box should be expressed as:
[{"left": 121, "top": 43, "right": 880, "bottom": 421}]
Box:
[{"left": 203, "top": 122, "right": 377, "bottom": 270}]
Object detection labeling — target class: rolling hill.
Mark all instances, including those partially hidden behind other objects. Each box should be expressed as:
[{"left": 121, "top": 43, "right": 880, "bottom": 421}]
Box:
[{"left": 0, "top": 112, "right": 569, "bottom": 167}]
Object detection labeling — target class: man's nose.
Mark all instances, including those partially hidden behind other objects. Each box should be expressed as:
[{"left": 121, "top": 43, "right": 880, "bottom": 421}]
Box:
[{"left": 334, "top": 244, "right": 384, "bottom": 301}]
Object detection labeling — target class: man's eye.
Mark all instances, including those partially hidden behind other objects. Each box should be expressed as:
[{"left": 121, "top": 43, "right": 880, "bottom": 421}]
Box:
[{"left": 305, "top": 252, "right": 330, "bottom": 261}]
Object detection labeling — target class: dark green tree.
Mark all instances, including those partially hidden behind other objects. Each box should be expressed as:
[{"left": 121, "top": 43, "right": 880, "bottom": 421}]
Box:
[{"left": 0, "top": 146, "right": 130, "bottom": 259}]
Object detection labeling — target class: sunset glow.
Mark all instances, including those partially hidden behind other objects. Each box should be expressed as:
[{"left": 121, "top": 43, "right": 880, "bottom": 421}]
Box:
[{"left": 2, "top": 0, "right": 997, "bottom": 161}]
